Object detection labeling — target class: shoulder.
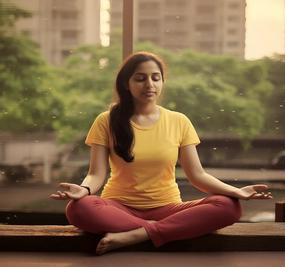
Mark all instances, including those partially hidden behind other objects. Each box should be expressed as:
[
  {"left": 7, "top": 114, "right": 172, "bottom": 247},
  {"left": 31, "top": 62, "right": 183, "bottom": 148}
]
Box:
[
  {"left": 160, "top": 106, "right": 190, "bottom": 122},
  {"left": 95, "top": 110, "right": 110, "bottom": 121},
  {"left": 91, "top": 110, "right": 110, "bottom": 128}
]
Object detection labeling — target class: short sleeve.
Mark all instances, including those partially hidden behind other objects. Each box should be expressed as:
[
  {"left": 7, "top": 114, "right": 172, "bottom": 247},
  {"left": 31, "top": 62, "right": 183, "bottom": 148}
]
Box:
[
  {"left": 85, "top": 111, "right": 110, "bottom": 147},
  {"left": 179, "top": 114, "right": 200, "bottom": 147}
]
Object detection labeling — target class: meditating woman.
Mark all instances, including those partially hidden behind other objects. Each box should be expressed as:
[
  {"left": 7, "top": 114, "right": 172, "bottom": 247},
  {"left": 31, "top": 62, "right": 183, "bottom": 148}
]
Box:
[{"left": 50, "top": 51, "right": 272, "bottom": 255}]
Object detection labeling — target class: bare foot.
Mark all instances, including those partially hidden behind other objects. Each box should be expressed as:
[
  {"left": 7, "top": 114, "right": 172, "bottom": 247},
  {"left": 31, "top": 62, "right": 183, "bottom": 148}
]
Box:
[{"left": 95, "top": 228, "right": 149, "bottom": 255}]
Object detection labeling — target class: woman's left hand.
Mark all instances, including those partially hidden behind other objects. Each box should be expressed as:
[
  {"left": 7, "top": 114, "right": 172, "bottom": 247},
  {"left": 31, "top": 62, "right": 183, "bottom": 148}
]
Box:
[{"left": 235, "top": 184, "right": 273, "bottom": 200}]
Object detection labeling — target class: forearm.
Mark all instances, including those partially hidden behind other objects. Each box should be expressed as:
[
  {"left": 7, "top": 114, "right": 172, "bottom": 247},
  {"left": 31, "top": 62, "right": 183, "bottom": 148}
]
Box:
[
  {"left": 81, "top": 174, "right": 105, "bottom": 195},
  {"left": 190, "top": 171, "right": 239, "bottom": 197}
]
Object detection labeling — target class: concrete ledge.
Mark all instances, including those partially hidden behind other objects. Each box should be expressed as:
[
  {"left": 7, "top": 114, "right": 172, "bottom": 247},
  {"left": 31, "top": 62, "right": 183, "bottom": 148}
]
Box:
[{"left": 1, "top": 223, "right": 285, "bottom": 252}]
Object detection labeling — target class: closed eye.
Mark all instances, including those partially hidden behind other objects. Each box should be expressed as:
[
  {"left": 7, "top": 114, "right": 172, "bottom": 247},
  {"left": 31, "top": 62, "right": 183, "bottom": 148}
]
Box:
[
  {"left": 152, "top": 73, "right": 161, "bottom": 81},
  {"left": 133, "top": 73, "right": 162, "bottom": 82}
]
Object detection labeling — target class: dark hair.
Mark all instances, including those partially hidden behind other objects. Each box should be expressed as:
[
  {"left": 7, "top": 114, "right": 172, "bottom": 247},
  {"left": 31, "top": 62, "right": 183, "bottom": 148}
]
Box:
[{"left": 110, "top": 51, "right": 166, "bottom": 162}]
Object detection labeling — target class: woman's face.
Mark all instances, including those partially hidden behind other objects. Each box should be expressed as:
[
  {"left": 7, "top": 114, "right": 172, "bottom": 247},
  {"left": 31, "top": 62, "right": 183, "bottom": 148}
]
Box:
[{"left": 128, "top": 60, "right": 163, "bottom": 105}]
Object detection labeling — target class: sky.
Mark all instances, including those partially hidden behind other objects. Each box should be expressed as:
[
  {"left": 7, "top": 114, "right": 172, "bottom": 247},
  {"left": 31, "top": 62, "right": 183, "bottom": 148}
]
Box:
[{"left": 245, "top": 0, "right": 285, "bottom": 59}]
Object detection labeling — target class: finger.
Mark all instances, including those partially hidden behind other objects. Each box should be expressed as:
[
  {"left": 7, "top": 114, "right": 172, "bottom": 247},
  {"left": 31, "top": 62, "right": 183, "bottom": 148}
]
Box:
[
  {"left": 252, "top": 193, "right": 273, "bottom": 199},
  {"left": 64, "top": 192, "right": 81, "bottom": 200},
  {"left": 260, "top": 194, "right": 273, "bottom": 199},
  {"left": 49, "top": 194, "right": 64, "bottom": 200},
  {"left": 252, "top": 184, "right": 269, "bottom": 192},
  {"left": 57, "top": 191, "right": 67, "bottom": 198},
  {"left": 263, "top": 192, "right": 273, "bottom": 199}
]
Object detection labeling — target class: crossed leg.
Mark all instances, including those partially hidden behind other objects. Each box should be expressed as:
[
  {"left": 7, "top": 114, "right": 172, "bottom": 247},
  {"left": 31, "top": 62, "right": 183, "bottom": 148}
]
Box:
[
  {"left": 65, "top": 195, "right": 153, "bottom": 254},
  {"left": 66, "top": 195, "right": 241, "bottom": 255}
]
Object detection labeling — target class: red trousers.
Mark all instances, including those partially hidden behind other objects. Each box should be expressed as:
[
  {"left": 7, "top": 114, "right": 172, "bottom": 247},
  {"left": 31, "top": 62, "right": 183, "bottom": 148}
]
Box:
[{"left": 66, "top": 195, "right": 241, "bottom": 247}]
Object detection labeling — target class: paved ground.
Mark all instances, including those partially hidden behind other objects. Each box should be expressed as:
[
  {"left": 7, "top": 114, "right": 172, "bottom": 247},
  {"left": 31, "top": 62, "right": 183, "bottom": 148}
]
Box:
[{"left": 1, "top": 251, "right": 285, "bottom": 267}]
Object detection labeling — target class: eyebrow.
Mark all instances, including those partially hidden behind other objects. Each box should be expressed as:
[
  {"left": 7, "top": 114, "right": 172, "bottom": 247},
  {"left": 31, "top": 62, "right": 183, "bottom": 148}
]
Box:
[{"left": 134, "top": 72, "right": 161, "bottom": 75}]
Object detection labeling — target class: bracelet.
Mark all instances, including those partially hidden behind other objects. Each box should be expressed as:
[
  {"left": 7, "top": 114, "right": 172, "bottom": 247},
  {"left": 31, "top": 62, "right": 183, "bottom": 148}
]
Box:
[{"left": 80, "top": 185, "right": 91, "bottom": 195}]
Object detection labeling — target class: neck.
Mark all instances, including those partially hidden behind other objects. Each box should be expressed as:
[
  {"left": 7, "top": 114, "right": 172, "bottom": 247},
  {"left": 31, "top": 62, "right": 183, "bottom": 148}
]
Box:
[{"left": 134, "top": 103, "right": 158, "bottom": 116}]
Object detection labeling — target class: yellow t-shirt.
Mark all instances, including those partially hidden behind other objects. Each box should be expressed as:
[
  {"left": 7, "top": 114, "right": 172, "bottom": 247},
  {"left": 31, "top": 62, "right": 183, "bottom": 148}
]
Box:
[{"left": 85, "top": 105, "right": 200, "bottom": 209}]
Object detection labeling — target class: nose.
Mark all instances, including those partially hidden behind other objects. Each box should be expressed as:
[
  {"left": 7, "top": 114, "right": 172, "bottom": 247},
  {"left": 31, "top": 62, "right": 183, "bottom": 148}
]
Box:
[{"left": 146, "top": 76, "right": 154, "bottom": 88}]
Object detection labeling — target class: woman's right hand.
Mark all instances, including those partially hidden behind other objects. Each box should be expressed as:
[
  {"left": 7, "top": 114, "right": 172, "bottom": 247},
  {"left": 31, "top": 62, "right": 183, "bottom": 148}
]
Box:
[{"left": 49, "top": 183, "right": 90, "bottom": 200}]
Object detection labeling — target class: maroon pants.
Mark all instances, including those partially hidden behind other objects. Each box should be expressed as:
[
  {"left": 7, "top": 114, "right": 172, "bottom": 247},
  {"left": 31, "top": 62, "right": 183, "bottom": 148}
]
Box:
[{"left": 66, "top": 195, "right": 241, "bottom": 247}]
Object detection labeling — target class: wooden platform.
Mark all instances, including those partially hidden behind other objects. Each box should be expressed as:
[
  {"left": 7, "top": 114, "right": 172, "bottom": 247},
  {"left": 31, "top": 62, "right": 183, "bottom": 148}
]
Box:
[{"left": 1, "top": 222, "right": 285, "bottom": 252}]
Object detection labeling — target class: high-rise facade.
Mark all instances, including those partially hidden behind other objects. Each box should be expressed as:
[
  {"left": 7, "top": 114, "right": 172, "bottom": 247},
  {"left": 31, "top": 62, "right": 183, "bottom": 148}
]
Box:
[
  {"left": 10, "top": 0, "right": 101, "bottom": 65},
  {"left": 110, "top": 0, "right": 245, "bottom": 58}
]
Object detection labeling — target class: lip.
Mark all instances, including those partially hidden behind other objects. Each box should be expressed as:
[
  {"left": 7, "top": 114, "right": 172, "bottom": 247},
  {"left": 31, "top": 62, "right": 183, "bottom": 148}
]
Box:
[{"left": 144, "top": 91, "right": 156, "bottom": 96}]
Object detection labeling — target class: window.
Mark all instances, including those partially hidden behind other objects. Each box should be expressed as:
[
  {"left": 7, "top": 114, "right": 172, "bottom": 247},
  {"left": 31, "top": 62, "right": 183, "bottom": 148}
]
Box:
[
  {"left": 196, "top": 5, "right": 216, "bottom": 14},
  {"left": 228, "top": 2, "right": 240, "bottom": 9},
  {"left": 228, "top": 28, "right": 238, "bottom": 35},
  {"left": 164, "top": 15, "right": 187, "bottom": 23},
  {"left": 165, "top": 0, "right": 186, "bottom": 7},
  {"left": 61, "top": 11, "right": 78, "bottom": 20},
  {"left": 195, "top": 24, "right": 216, "bottom": 32},
  {"left": 139, "top": 2, "right": 159, "bottom": 11},
  {"left": 228, "top": 15, "right": 240, "bottom": 22},
  {"left": 227, "top": 41, "right": 239, "bottom": 47},
  {"left": 197, "top": 41, "right": 215, "bottom": 49},
  {"left": 61, "top": 30, "right": 78, "bottom": 39},
  {"left": 138, "top": 19, "right": 159, "bottom": 28}
]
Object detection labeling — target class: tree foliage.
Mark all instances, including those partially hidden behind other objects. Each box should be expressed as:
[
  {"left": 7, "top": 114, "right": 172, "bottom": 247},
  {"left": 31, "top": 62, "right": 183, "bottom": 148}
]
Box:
[
  {"left": 134, "top": 43, "right": 273, "bottom": 143},
  {"left": 0, "top": 1, "right": 63, "bottom": 133},
  {"left": 53, "top": 44, "right": 122, "bottom": 142},
  {"left": 261, "top": 55, "right": 285, "bottom": 135},
  {"left": 0, "top": 0, "right": 279, "bottom": 146}
]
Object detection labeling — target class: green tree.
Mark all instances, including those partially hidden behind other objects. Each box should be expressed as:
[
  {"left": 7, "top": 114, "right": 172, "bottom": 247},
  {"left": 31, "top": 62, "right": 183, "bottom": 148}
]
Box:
[
  {"left": 134, "top": 43, "right": 273, "bottom": 143},
  {"left": 0, "top": 1, "right": 63, "bottom": 133},
  {"left": 262, "top": 55, "right": 285, "bottom": 135},
  {"left": 53, "top": 44, "right": 122, "bottom": 142},
  {"left": 165, "top": 51, "right": 272, "bottom": 143}
]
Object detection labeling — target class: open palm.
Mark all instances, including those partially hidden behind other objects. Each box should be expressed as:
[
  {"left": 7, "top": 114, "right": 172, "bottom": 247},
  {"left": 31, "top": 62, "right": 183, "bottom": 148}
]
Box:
[
  {"left": 236, "top": 184, "right": 272, "bottom": 200},
  {"left": 49, "top": 183, "right": 89, "bottom": 200}
]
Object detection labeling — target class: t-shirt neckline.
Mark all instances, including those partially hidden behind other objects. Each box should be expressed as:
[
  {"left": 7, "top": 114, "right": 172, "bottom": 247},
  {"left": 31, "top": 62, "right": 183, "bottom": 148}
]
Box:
[{"left": 130, "top": 106, "right": 163, "bottom": 130}]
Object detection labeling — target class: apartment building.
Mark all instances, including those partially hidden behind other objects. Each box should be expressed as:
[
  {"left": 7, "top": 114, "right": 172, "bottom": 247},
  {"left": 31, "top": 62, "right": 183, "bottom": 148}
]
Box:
[
  {"left": 110, "top": 0, "right": 245, "bottom": 58},
  {"left": 10, "top": 0, "right": 101, "bottom": 65}
]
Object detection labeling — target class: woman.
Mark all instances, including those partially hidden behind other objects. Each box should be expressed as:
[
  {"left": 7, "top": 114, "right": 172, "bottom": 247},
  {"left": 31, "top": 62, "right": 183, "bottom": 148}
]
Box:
[{"left": 50, "top": 51, "right": 272, "bottom": 255}]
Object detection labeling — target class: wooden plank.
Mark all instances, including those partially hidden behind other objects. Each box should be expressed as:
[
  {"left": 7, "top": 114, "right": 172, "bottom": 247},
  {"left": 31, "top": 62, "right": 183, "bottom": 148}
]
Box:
[
  {"left": 216, "top": 222, "right": 285, "bottom": 236},
  {"left": 0, "top": 225, "right": 82, "bottom": 236},
  {"left": 1, "top": 223, "right": 284, "bottom": 237},
  {"left": 275, "top": 201, "right": 285, "bottom": 222},
  {"left": 0, "top": 223, "right": 285, "bottom": 252}
]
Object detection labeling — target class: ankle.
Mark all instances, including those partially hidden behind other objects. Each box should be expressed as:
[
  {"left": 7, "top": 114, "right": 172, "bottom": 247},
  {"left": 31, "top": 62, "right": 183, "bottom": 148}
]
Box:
[{"left": 129, "top": 227, "right": 148, "bottom": 242}]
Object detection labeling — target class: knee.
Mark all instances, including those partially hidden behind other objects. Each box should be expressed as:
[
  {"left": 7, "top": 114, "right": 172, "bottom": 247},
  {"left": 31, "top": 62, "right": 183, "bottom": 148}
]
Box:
[
  {"left": 65, "top": 196, "right": 102, "bottom": 226},
  {"left": 65, "top": 197, "right": 86, "bottom": 225},
  {"left": 210, "top": 195, "right": 242, "bottom": 223}
]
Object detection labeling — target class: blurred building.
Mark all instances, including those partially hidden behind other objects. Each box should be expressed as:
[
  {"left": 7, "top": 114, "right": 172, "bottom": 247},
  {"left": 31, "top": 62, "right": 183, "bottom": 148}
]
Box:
[
  {"left": 110, "top": 0, "right": 245, "bottom": 58},
  {"left": 10, "top": 0, "right": 101, "bottom": 65}
]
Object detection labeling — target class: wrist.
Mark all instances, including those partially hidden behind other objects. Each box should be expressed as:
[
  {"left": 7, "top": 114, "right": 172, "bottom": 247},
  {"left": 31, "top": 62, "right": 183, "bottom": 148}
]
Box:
[
  {"left": 231, "top": 187, "right": 241, "bottom": 199},
  {"left": 80, "top": 185, "right": 91, "bottom": 195}
]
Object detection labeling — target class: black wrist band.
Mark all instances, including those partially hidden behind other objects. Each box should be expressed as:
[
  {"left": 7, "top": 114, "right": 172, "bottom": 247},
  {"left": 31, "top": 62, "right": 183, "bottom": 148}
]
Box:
[{"left": 80, "top": 185, "right": 91, "bottom": 195}]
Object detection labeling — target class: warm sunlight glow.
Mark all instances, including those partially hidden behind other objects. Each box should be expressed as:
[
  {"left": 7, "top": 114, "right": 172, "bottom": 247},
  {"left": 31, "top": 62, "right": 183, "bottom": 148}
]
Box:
[{"left": 245, "top": 0, "right": 285, "bottom": 59}]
